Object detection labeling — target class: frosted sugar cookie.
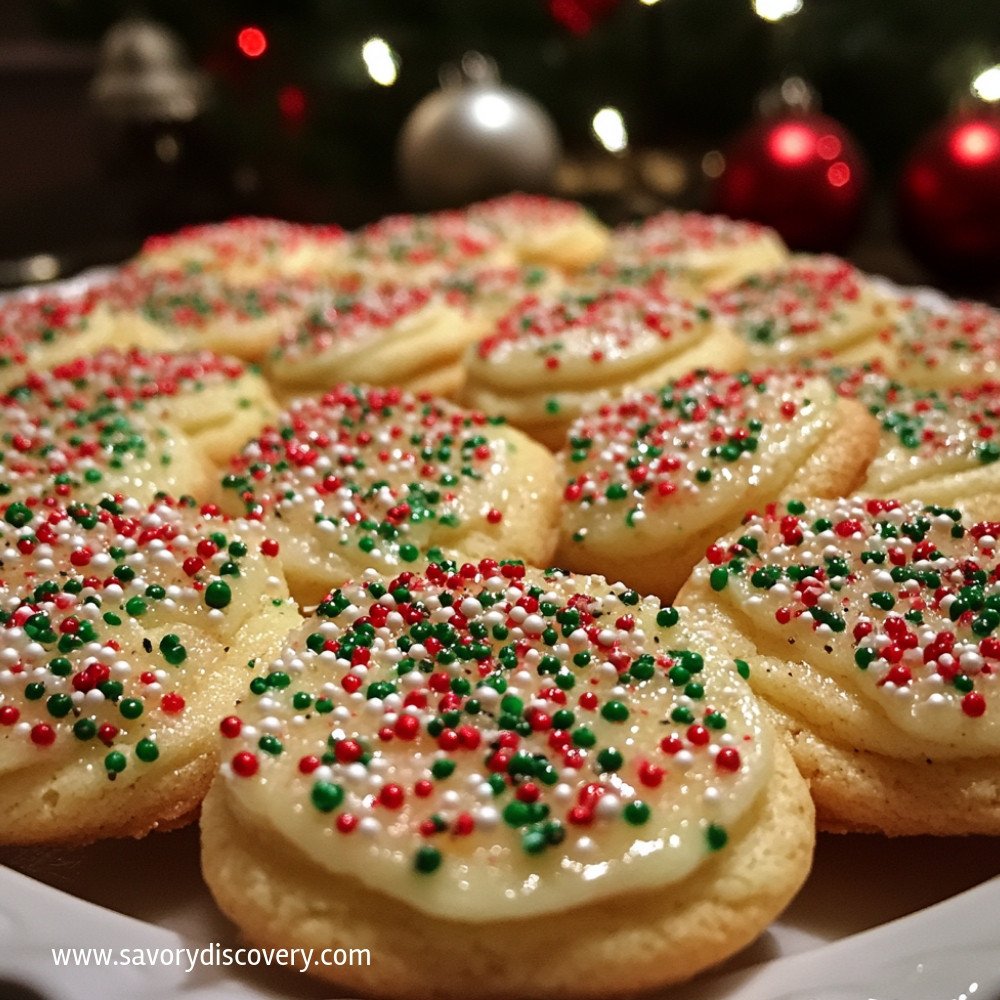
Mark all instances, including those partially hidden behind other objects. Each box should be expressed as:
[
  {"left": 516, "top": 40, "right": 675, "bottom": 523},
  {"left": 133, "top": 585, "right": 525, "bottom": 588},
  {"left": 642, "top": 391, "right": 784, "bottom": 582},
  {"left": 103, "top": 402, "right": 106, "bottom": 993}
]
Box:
[
  {"left": 11, "top": 348, "right": 280, "bottom": 469},
  {"left": 0, "top": 496, "right": 297, "bottom": 845},
  {"left": 832, "top": 367, "right": 1000, "bottom": 516},
  {"left": 711, "top": 255, "right": 897, "bottom": 368},
  {"left": 266, "top": 284, "right": 492, "bottom": 402},
  {"left": 461, "top": 286, "right": 746, "bottom": 449},
  {"left": 101, "top": 269, "right": 311, "bottom": 363},
  {"left": 465, "top": 193, "right": 610, "bottom": 271},
  {"left": 557, "top": 370, "right": 879, "bottom": 600},
  {"left": 219, "top": 386, "right": 561, "bottom": 603},
  {"left": 201, "top": 564, "right": 814, "bottom": 999},
  {"left": 0, "top": 288, "right": 168, "bottom": 395},
  {"left": 888, "top": 298, "right": 1000, "bottom": 390},
  {"left": 610, "top": 210, "right": 788, "bottom": 291},
  {"left": 134, "top": 216, "right": 349, "bottom": 284},
  {"left": 436, "top": 263, "right": 564, "bottom": 325},
  {"left": 571, "top": 258, "right": 698, "bottom": 300},
  {"left": 346, "top": 210, "right": 515, "bottom": 284},
  {"left": 0, "top": 379, "right": 214, "bottom": 507},
  {"left": 679, "top": 497, "right": 1000, "bottom": 834}
]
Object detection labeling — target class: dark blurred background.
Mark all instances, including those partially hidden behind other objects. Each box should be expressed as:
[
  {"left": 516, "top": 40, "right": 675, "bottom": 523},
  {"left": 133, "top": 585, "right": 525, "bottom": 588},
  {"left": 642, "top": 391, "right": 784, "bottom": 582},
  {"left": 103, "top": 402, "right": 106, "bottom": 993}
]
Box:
[{"left": 3, "top": 0, "right": 1000, "bottom": 293}]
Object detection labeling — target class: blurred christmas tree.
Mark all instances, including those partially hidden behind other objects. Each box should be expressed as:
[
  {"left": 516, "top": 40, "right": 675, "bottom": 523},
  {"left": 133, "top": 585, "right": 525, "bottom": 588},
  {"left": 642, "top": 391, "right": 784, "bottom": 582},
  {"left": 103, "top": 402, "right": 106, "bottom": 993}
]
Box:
[{"left": 28, "top": 0, "right": 1000, "bottom": 237}]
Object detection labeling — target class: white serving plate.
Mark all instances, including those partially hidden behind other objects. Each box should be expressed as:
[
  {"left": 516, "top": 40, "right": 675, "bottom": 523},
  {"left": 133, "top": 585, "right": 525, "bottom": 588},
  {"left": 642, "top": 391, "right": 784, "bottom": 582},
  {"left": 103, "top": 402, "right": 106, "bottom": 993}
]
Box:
[{"left": 3, "top": 829, "right": 999, "bottom": 1000}]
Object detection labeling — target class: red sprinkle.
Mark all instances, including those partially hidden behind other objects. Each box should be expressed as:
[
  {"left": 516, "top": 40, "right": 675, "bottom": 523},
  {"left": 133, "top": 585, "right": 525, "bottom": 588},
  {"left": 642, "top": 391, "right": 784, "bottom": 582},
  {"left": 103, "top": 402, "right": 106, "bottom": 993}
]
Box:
[{"left": 231, "top": 751, "right": 259, "bottom": 777}]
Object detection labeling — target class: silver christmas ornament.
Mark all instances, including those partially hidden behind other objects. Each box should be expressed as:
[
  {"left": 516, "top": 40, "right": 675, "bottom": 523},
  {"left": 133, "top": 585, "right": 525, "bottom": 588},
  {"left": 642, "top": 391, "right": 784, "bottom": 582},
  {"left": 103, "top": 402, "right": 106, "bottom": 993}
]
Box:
[
  {"left": 397, "top": 52, "right": 561, "bottom": 208},
  {"left": 90, "top": 18, "right": 208, "bottom": 122}
]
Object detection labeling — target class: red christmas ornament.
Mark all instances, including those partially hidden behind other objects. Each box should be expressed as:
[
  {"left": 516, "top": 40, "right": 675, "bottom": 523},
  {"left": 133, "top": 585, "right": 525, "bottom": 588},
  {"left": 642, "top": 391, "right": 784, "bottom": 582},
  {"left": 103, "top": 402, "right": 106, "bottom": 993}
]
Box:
[
  {"left": 548, "top": 0, "right": 620, "bottom": 36},
  {"left": 713, "top": 109, "right": 868, "bottom": 252},
  {"left": 898, "top": 108, "right": 1000, "bottom": 279}
]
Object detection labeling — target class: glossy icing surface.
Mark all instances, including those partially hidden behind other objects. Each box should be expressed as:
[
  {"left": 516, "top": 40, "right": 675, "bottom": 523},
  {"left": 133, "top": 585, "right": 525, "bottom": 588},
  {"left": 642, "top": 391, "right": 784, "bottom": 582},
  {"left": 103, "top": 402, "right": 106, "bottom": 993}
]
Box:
[
  {"left": 689, "top": 498, "right": 1000, "bottom": 751},
  {"left": 220, "top": 562, "right": 770, "bottom": 920},
  {"left": 470, "top": 286, "right": 719, "bottom": 391},
  {"left": 0, "top": 497, "right": 289, "bottom": 780},
  {"left": 221, "top": 386, "right": 552, "bottom": 585},
  {"left": 560, "top": 370, "right": 843, "bottom": 555},
  {"left": 712, "top": 256, "right": 894, "bottom": 364}
]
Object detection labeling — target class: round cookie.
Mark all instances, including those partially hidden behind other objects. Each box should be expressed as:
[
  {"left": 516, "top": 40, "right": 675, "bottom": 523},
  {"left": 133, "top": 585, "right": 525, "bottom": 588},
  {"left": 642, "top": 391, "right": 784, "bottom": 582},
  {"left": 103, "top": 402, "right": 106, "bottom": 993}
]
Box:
[
  {"left": 557, "top": 370, "right": 880, "bottom": 600},
  {"left": 710, "top": 255, "right": 898, "bottom": 368},
  {"left": 101, "top": 269, "right": 312, "bottom": 363},
  {"left": 436, "top": 264, "right": 565, "bottom": 325},
  {"left": 134, "top": 216, "right": 349, "bottom": 284},
  {"left": 266, "top": 284, "right": 493, "bottom": 402},
  {"left": 0, "top": 286, "right": 169, "bottom": 395},
  {"left": 14, "top": 348, "right": 280, "bottom": 469},
  {"left": 609, "top": 211, "right": 788, "bottom": 291},
  {"left": 0, "top": 495, "right": 298, "bottom": 845},
  {"left": 461, "top": 286, "right": 747, "bottom": 449},
  {"left": 465, "top": 193, "right": 610, "bottom": 271},
  {"left": 0, "top": 373, "right": 215, "bottom": 507},
  {"left": 218, "top": 386, "right": 562, "bottom": 604},
  {"left": 346, "top": 211, "right": 516, "bottom": 284},
  {"left": 832, "top": 366, "right": 1000, "bottom": 516},
  {"left": 572, "top": 258, "right": 699, "bottom": 300},
  {"left": 201, "top": 563, "right": 814, "bottom": 999},
  {"left": 887, "top": 298, "right": 1000, "bottom": 390},
  {"left": 678, "top": 497, "right": 1000, "bottom": 834}
]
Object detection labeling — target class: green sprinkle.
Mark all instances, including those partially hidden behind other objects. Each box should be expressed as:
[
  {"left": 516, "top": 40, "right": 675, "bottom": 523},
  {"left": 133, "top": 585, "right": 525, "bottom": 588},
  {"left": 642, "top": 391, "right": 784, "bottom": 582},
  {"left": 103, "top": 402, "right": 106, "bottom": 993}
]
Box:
[
  {"left": 159, "top": 634, "right": 187, "bottom": 665},
  {"left": 522, "top": 829, "right": 548, "bottom": 853},
  {"left": 552, "top": 708, "right": 575, "bottom": 729},
  {"left": 600, "top": 700, "right": 629, "bottom": 722},
  {"left": 124, "top": 596, "right": 146, "bottom": 617},
  {"left": 119, "top": 698, "right": 143, "bottom": 720},
  {"left": 135, "top": 738, "right": 159, "bottom": 763},
  {"left": 869, "top": 591, "right": 895, "bottom": 611},
  {"left": 414, "top": 846, "right": 441, "bottom": 873},
  {"left": 46, "top": 694, "right": 73, "bottom": 718},
  {"left": 431, "top": 759, "right": 456, "bottom": 779},
  {"left": 656, "top": 606, "right": 679, "bottom": 628},
  {"left": 104, "top": 751, "right": 127, "bottom": 774},
  {"left": 205, "top": 580, "right": 232, "bottom": 609},
  {"left": 706, "top": 823, "right": 728, "bottom": 850},
  {"left": 624, "top": 800, "right": 651, "bottom": 825},
  {"left": 73, "top": 718, "right": 97, "bottom": 741},
  {"left": 310, "top": 781, "right": 344, "bottom": 812},
  {"left": 503, "top": 800, "right": 532, "bottom": 827},
  {"left": 4, "top": 502, "right": 33, "bottom": 527},
  {"left": 854, "top": 646, "right": 876, "bottom": 669}
]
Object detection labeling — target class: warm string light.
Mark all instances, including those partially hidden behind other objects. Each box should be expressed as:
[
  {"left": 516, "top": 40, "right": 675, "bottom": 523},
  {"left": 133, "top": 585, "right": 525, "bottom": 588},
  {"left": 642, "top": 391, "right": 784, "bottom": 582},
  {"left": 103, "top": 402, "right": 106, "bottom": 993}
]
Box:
[
  {"left": 592, "top": 107, "right": 628, "bottom": 153},
  {"left": 237, "top": 26, "right": 267, "bottom": 58},
  {"left": 362, "top": 37, "right": 400, "bottom": 87},
  {"left": 752, "top": 0, "right": 802, "bottom": 22},
  {"left": 971, "top": 65, "right": 1000, "bottom": 103}
]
